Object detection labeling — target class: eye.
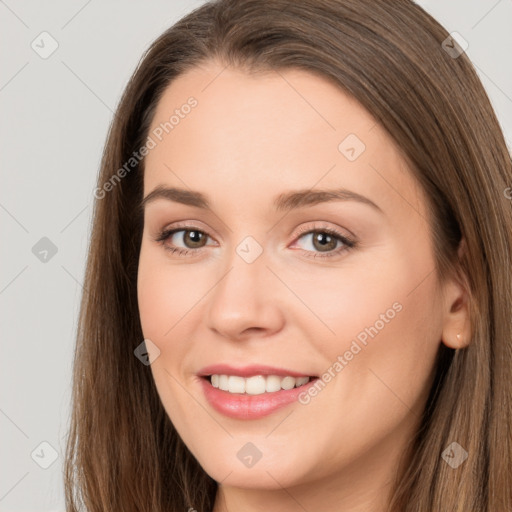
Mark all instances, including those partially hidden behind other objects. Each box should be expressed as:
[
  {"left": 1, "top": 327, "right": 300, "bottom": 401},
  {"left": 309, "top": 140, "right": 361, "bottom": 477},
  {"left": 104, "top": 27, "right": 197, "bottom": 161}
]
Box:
[
  {"left": 291, "top": 225, "right": 356, "bottom": 259},
  {"left": 154, "top": 226, "right": 214, "bottom": 256}
]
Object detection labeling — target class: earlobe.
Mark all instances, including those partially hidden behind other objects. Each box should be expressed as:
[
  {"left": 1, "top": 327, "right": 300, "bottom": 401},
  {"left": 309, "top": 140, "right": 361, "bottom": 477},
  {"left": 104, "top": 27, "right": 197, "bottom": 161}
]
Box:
[
  {"left": 441, "top": 239, "right": 472, "bottom": 349},
  {"left": 441, "top": 296, "right": 471, "bottom": 349},
  {"left": 441, "top": 292, "right": 470, "bottom": 348},
  {"left": 455, "top": 333, "right": 466, "bottom": 347},
  {"left": 448, "top": 332, "right": 470, "bottom": 349}
]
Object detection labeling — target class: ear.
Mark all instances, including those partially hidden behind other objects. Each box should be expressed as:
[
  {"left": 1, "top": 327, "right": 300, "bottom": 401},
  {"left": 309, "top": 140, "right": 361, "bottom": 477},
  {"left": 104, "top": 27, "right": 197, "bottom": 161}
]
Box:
[{"left": 441, "top": 238, "right": 471, "bottom": 349}]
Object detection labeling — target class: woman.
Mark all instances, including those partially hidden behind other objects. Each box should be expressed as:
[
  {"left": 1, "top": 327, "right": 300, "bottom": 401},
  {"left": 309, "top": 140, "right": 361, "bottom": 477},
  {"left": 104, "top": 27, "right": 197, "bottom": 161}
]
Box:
[{"left": 64, "top": 0, "right": 512, "bottom": 510}]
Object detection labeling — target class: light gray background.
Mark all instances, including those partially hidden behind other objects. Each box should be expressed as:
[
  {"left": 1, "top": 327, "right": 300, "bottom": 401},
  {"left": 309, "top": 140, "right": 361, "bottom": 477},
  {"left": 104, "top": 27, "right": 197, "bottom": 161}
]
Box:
[{"left": 1, "top": 1, "right": 511, "bottom": 510}]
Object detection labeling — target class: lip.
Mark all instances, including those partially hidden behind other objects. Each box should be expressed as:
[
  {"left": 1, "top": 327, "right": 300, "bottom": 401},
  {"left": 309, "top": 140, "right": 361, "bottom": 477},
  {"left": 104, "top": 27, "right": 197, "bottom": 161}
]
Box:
[
  {"left": 197, "top": 365, "right": 319, "bottom": 420},
  {"left": 197, "top": 364, "right": 316, "bottom": 378}
]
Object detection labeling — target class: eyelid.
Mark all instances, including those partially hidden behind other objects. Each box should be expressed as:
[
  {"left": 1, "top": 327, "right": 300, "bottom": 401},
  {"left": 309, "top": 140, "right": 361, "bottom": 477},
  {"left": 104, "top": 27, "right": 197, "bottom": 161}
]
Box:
[
  {"left": 154, "top": 220, "right": 219, "bottom": 242},
  {"left": 292, "top": 222, "right": 355, "bottom": 242}
]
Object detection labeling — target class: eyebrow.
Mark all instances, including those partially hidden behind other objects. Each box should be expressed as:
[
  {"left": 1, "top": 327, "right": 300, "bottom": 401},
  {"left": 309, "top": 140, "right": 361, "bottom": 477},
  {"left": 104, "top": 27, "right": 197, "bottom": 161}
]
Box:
[{"left": 140, "top": 185, "right": 383, "bottom": 214}]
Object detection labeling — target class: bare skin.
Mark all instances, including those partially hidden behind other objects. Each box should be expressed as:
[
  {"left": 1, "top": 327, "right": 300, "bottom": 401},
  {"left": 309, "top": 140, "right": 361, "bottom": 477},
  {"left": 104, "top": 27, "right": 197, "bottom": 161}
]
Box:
[{"left": 137, "top": 60, "right": 470, "bottom": 512}]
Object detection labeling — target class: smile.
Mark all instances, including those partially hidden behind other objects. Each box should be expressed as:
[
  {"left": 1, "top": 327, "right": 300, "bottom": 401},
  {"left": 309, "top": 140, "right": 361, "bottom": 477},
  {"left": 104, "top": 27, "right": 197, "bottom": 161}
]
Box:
[{"left": 199, "top": 373, "right": 319, "bottom": 420}]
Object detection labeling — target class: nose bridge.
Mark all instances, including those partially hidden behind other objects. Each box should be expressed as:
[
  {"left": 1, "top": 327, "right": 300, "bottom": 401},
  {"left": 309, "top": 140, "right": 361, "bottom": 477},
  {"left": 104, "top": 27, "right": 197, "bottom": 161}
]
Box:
[
  {"left": 219, "top": 232, "right": 269, "bottom": 296},
  {"left": 212, "top": 234, "right": 268, "bottom": 312},
  {"left": 205, "top": 233, "right": 284, "bottom": 338}
]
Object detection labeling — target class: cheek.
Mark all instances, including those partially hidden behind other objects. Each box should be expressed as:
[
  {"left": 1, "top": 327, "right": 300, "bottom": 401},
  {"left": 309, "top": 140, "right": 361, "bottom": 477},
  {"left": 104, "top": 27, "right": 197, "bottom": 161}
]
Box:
[
  {"left": 137, "top": 247, "right": 199, "bottom": 344},
  {"left": 136, "top": 245, "right": 212, "bottom": 417},
  {"left": 275, "top": 253, "right": 414, "bottom": 357},
  {"left": 137, "top": 249, "right": 207, "bottom": 435},
  {"left": 300, "top": 254, "right": 442, "bottom": 431}
]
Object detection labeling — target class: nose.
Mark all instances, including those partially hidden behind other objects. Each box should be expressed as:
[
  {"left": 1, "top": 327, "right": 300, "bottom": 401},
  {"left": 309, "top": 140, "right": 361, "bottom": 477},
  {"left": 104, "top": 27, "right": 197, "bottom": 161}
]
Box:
[{"left": 205, "top": 246, "right": 285, "bottom": 341}]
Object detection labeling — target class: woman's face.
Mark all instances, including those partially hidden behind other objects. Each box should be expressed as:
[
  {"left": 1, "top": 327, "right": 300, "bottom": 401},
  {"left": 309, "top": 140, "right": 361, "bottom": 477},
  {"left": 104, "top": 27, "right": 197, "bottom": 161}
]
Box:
[{"left": 137, "top": 61, "right": 457, "bottom": 498}]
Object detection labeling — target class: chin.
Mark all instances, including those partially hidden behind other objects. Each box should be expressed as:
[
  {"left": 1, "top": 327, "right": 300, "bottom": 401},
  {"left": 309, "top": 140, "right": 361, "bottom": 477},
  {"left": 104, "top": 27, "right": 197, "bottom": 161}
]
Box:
[{"left": 196, "top": 448, "right": 313, "bottom": 490}]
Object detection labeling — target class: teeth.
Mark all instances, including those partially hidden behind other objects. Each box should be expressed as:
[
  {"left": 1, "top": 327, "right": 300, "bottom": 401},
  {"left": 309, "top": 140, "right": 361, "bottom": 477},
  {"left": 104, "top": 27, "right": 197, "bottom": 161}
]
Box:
[
  {"left": 246, "top": 375, "right": 266, "bottom": 395},
  {"left": 219, "top": 374, "right": 229, "bottom": 391},
  {"left": 228, "top": 375, "right": 245, "bottom": 393},
  {"left": 210, "top": 374, "right": 311, "bottom": 395},
  {"left": 265, "top": 375, "right": 282, "bottom": 393},
  {"left": 281, "top": 376, "right": 296, "bottom": 390}
]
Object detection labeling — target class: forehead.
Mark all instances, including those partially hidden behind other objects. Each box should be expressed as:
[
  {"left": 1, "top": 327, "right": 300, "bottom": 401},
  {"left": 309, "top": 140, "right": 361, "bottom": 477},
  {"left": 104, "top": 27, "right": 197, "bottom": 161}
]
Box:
[{"left": 142, "top": 61, "right": 427, "bottom": 221}]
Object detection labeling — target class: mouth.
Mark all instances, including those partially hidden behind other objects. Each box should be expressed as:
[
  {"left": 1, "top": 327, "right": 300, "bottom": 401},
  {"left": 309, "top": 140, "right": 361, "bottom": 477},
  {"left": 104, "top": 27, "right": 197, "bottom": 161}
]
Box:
[
  {"left": 198, "top": 372, "right": 320, "bottom": 420},
  {"left": 202, "top": 374, "right": 317, "bottom": 395},
  {"left": 196, "top": 364, "right": 320, "bottom": 419}
]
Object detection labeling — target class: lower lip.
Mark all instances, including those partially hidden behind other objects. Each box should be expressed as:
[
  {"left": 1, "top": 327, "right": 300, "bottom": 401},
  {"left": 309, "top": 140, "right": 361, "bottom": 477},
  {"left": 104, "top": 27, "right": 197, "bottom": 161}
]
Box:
[{"left": 199, "top": 377, "right": 318, "bottom": 420}]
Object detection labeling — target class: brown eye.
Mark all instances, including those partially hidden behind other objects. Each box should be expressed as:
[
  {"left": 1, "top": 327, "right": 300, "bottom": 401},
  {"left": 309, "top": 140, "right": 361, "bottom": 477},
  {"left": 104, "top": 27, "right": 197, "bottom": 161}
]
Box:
[
  {"left": 180, "top": 230, "right": 207, "bottom": 249},
  {"left": 155, "top": 227, "right": 212, "bottom": 254},
  {"left": 292, "top": 226, "right": 356, "bottom": 260},
  {"left": 295, "top": 229, "right": 345, "bottom": 253},
  {"left": 310, "top": 231, "right": 339, "bottom": 252}
]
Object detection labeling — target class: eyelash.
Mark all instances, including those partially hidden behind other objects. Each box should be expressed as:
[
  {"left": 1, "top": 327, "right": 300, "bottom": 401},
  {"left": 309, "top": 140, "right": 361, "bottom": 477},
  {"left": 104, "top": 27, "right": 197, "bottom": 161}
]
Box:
[{"left": 154, "top": 223, "right": 357, "bottom": 260}]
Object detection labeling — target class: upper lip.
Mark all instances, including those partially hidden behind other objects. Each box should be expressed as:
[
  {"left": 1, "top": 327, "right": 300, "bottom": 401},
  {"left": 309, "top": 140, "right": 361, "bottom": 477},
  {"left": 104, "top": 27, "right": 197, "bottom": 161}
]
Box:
[{"left": 197, "top": 364, "right": 317, "bottom": 378}]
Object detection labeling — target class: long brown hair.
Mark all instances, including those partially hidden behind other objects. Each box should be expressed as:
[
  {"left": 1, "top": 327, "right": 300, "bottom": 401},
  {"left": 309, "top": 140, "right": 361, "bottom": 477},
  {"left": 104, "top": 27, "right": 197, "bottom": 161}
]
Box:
[{"left": 64, "top": 1, "right": 512, "bottom": 510}]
